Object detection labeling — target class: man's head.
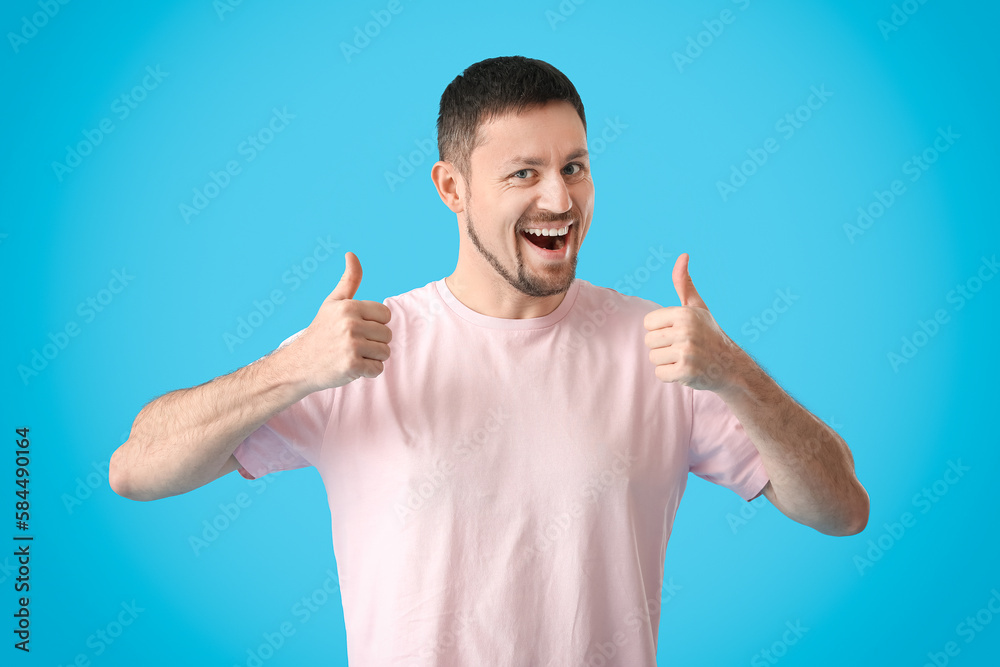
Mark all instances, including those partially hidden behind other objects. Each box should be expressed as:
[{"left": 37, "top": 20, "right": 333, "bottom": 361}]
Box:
[
  {"left": 436, "top": 56, "right": 587, "bottom": 183},
  {"left": 432, "top": 56, "right": 594, "bottom": 301}
]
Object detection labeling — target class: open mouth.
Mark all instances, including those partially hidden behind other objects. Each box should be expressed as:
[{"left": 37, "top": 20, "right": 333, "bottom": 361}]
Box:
[{"left": 519, "top": 223, "right": 572, "bottom": 252}]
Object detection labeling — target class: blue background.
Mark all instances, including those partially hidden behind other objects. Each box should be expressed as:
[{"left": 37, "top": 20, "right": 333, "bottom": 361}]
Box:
[{"left": 3, "top": 0, "right": 998, "bottom": 664}]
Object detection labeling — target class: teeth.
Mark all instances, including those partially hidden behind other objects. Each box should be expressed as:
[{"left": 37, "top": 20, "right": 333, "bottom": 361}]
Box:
[{"left": 524, "top": 224, "right": 571, "bottom": 237}]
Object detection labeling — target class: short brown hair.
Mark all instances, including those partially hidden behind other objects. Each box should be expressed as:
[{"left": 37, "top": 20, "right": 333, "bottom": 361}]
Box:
[{"left": 437, "top": 56, "right": 587, "bottom": 180}]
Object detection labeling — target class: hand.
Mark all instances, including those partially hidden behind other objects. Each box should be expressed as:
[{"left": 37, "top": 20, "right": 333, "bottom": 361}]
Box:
[
  {"left": 642, "top": 253, "right": 745, "bottom": 393},
  {"left": 287, "top": 252, "right": 392, "bottom": 392}
]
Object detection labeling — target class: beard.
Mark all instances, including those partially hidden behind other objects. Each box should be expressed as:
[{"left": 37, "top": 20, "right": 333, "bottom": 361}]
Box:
[{"left": 464, "top": 207, "right": 579, "bottom": 298}]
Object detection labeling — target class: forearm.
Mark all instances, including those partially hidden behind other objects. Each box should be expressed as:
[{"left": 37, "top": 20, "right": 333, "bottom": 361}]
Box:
[
  {"left": 717, "top": 352, "right": 869, "bottom": 535},
  {"left": 110, "top": 344, "right": 310, "bottom": 501}
]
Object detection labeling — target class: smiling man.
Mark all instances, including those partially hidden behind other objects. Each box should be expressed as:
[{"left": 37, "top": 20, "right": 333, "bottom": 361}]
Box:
[
  {"left": 437, "top": 91, "right": 591, "bottom": 311},
  {"left": 110, "top": 56, "right": 869, "bottom": 665}
]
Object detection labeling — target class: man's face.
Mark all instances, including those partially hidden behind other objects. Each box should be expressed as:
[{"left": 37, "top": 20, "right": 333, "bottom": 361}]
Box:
[{"left": 460, "top": 101, "right": 594, "bottom": 298}]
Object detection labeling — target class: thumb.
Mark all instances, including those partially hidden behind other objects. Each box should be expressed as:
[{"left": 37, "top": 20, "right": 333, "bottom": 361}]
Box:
[
  {"left": 329, "top": 252, "right": 362, "bottom": 301},
  {"left": 672, "top": 253, "right": 708, "bottom": 310}
]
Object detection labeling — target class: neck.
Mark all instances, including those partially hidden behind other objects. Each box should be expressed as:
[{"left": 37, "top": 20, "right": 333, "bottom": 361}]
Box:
[{"left": 445, "top": 261, "right": 569, "bottom": 319}]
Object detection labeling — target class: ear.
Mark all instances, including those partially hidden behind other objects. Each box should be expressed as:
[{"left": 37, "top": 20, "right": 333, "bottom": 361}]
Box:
[{"left": 431, "top": 160, "right": 466, "bottom": 214}]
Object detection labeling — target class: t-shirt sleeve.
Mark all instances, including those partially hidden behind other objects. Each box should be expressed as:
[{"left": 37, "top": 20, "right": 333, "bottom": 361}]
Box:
[
  {"left": 231, "top": 329, "right": 334, "bottom": 480},
  {"left": 687, "top": 387, "right": 769, "bottom": 501}
]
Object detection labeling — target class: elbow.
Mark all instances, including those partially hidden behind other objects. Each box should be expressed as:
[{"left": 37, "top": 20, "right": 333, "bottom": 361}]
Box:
[
  {"left": 846, "top": 487, "right": 871, "bottom": 535},
  {"left": 108, "top": 447, "right": 133, "bottom": 499},
  {"left": 109, "top": 444, "right": 150, "bottom": 502},
  {"left": 824, "top": 484, "right": 870, "bottom": 537}
]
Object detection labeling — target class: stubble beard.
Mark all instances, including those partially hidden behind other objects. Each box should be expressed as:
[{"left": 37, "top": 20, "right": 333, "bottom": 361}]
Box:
[{"left": 464, "top": 208, "right": 579, "bottom": 299}]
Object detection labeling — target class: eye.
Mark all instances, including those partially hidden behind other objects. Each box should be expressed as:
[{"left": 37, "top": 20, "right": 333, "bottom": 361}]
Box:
[
  {"left": 512, "top": 169, "right": 535, "bottom": 179},
  {"left": 563, "top": 163, "right": 584, "bottom": 175}
]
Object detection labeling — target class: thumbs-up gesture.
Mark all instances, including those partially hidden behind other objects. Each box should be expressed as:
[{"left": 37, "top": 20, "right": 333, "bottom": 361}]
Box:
[
  {"left": 643, "top": 253, "right": 745, "bottom": 393},
  {"left": 286, "top": 252, "right": 393, "bottom": 392}
]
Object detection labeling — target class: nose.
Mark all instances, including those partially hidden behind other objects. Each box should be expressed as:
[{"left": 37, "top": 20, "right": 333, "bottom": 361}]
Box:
[{"left": 536, "top": 171, "right": 572, "bottom": 215}]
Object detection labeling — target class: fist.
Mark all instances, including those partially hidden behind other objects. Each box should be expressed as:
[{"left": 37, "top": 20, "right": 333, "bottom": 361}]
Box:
[
  {"left": 643, "top": 253, "right": 743, "bottom": 393},
  {"left": 288, "top": 252, "right": 392, "bottom": 392}
]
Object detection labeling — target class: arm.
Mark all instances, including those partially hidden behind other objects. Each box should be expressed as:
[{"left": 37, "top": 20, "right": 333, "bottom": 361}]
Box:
[
  {"left": 110, "top": 252, "right": 392, "bottom": 502},
  {"left": 644, "top": 253, "right": 869, "bottom": 536},
  {"left": 109, "top": 345, "right": 311, "bottom": 501},
  {"left": 716, "top": 356, "right": 869, "bottom": 536}
]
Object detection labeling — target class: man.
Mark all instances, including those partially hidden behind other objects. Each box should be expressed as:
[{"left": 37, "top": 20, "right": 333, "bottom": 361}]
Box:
[{"left": 110, "top": 56, "right": 868, "bottom": 665}]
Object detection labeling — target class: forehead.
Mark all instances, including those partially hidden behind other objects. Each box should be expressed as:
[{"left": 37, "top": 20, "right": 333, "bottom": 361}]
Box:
[{"left": 470, "top": 101, "right": 586, "bottom": 167}]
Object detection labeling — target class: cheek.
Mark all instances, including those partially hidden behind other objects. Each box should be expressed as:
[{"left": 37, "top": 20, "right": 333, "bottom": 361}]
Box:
[{"left": 569, "top": 182, "right": 594, "bottom": 213}]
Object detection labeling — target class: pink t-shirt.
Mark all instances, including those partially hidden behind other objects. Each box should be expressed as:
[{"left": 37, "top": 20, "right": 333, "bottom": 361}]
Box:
[{"left": 234, "top": 277, "right": 768, "bottom": 666}]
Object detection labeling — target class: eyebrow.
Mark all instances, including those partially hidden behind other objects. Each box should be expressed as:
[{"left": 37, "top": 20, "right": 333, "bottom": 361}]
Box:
[{"left": 501, "top": 148, "right": 589, "bottom": 170}]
